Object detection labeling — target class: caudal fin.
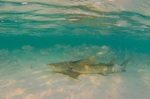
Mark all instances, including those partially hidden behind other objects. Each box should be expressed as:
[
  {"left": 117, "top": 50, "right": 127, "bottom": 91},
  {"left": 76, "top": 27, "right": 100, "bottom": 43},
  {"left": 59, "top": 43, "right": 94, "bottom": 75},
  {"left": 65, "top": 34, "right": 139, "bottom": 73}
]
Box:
[{"left": 120, "top": 58, "right": 130, "bottom": 72}]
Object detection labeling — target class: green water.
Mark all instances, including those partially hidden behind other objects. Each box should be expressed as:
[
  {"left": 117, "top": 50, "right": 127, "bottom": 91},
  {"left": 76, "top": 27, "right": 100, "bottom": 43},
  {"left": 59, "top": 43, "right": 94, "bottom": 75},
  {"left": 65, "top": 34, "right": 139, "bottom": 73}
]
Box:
[
  {"left": 0, "top": 0, "right": 150, "bottom": 53},
  {"left": 0, "top": 35, "right": 150, "bottom": 54}
]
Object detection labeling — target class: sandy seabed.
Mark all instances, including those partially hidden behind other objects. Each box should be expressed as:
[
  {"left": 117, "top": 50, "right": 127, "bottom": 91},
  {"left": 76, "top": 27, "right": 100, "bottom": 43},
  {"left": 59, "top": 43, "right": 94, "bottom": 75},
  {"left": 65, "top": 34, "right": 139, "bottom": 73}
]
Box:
[{"left": 0, "top": 45, "right": 150, "bottom": 99}]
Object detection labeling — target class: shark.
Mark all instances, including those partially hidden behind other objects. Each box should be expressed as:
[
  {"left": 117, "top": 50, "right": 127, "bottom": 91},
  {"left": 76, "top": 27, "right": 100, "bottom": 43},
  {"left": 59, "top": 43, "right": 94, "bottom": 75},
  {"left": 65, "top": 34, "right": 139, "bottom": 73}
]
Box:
[{"left": 47, "top": 56, "right": 130, "bottom": 79}]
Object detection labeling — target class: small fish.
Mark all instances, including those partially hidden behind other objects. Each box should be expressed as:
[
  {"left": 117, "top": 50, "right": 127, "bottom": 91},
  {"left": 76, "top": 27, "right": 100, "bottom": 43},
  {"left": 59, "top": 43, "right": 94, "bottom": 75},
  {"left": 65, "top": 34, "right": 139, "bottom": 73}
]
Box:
[{"left": 47, "top": 56, "right": 130, "bottom": 79}]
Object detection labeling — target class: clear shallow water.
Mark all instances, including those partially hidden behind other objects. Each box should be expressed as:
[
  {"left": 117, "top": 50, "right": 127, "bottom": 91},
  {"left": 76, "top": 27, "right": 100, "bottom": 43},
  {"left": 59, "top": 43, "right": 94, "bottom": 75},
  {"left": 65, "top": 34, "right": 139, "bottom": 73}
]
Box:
[{"left": 0, "top": 0, "right": 150, "bottom": 99}]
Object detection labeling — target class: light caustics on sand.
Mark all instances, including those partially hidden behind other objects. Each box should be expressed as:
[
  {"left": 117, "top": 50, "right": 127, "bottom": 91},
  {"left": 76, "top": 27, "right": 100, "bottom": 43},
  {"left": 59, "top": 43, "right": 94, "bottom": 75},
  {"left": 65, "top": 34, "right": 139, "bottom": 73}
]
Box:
[{"left": 0, "top": 45, "right": 150, "bottom": 98}]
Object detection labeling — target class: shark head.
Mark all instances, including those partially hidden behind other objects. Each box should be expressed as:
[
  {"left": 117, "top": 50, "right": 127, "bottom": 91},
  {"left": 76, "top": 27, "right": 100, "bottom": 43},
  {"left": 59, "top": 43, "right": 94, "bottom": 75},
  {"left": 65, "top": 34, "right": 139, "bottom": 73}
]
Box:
[
  {"left": 47, "top": 62, "right": 71, "bottom": 72},
  {"left": 47, "top": 63, "right": 63, "bottom": 71},
  {"left": 47, "top": 62, "right": 80, "bottom": 79}
]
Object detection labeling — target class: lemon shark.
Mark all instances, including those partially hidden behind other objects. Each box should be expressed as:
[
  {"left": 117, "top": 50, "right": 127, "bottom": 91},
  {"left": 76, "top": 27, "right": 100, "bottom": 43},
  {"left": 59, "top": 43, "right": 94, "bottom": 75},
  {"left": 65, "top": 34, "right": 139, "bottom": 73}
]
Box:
[{"left": 47, "top": 56, "right": 130, "bottom": 79}]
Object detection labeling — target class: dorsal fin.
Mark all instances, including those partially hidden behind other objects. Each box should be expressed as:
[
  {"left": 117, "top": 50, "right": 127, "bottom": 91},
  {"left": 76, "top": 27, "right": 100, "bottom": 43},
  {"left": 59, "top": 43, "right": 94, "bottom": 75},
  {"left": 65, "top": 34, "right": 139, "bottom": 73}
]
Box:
[
  {"left": 84, "top": 56, "right": 95, "bottom": 63},
  {"left": 75, "top": 56, "right": 95, "bottom": 64}
]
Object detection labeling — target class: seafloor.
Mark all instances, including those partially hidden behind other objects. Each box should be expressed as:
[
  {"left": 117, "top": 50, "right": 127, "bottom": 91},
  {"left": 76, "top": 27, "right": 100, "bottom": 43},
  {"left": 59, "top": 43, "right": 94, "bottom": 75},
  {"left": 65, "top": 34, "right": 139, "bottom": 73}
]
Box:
[{"left": 0, "top": 45, "right": 150, "bottom": 99}]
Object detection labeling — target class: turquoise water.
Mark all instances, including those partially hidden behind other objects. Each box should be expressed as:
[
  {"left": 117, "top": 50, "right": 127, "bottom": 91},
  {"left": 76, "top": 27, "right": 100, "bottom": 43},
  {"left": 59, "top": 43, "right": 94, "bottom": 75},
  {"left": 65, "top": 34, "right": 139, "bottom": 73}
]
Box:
[
  {"left": 0, "top": 1, "right": 150, "bottom": 53},
  {"left": 0, "top": 35, "right": 150, "bottom": 53},
  {"left": 0, "top": 0, "right": 150, "bottom": 99}
]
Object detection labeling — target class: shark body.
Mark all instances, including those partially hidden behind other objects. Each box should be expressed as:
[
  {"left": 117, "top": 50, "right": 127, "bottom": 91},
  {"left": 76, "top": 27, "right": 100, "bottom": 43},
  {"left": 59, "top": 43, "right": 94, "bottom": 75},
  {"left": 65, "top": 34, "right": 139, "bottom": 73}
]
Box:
[{"left": 47, "top": 56, "right": 129, "bottom": 79}]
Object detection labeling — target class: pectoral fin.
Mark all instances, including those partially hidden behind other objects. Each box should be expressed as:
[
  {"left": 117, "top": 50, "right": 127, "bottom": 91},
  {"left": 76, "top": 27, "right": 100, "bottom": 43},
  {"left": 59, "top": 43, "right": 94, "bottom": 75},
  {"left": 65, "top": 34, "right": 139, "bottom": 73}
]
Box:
[
  {"left": 98, "top": 71, "right": 108, "bottom": 76},
  {"left": 62, "top": 70, "right": 80, "bottom": 79}
]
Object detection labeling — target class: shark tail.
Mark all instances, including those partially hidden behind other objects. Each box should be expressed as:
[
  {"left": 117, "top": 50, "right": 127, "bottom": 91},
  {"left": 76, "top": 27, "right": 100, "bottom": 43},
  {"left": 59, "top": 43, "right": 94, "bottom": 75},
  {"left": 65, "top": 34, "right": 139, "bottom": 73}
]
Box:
[{"left": 120, "top": 58, "right": 130, "bottom": 72}]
